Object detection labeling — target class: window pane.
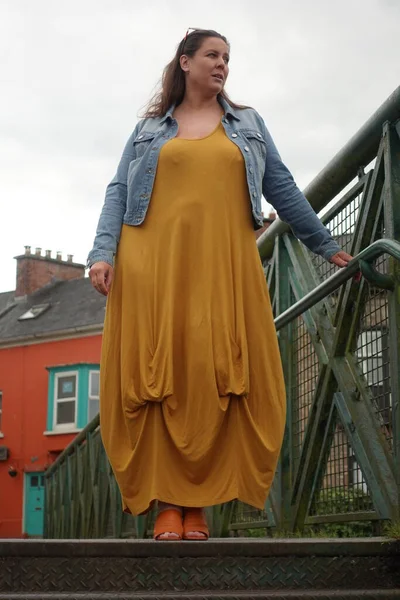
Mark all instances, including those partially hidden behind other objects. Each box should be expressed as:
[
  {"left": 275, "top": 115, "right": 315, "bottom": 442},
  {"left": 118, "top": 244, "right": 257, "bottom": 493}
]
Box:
[
  {"left": 90, "top": 372, "right": 100, "bottom": 397},
  {"left": 56, "top": 400, "right": 75, "bottom": 425},
  {"left": 31, "top": 475, "right": 39, "bottom": 487},
  {"left": 362, "top": 357, "right": 383, "bottom": 386},
  {"left": 88, "top": 399, "right": 99, "bottom": 422},
  {"left": 41, "top": 476, "right": 45, "bottom": 487},
  {"left": 57, "top": 375, "right": 76, "bottom": 399}
]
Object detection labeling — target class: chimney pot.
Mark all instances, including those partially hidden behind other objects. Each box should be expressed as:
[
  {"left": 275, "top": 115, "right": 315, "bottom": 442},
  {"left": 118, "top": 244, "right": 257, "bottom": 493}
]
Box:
[{"left": 15, "top": 246, "right": 85, "bottom": 298}]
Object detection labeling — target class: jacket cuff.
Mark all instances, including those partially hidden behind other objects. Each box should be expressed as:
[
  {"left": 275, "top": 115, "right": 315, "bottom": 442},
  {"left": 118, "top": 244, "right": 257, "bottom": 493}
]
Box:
[
  {"left": 318, "top": 240, "right": 342, "bottom": 262},
  {"left": 86, "top": 250, "right": 114, "bottom": 269}
]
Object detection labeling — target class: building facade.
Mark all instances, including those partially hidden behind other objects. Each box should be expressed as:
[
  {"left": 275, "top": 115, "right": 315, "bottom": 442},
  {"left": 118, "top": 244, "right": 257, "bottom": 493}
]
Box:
[{"left": 0, "top": 247, "right": 106, "bottom": 538}]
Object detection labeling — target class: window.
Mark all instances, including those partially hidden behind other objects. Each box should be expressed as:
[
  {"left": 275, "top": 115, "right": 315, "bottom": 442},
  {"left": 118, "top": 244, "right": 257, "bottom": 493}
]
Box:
[
  {"left": 88, "top": 371, "right": 100, "bottom": 422},
  {"left": 30, "top": 475, "right": 45, "bottom": 488},
  {"left": 53, "top": 372, "right": 77, "bottom": 430},
  {"left": 347, "top": 445, "right": 368, "bottom": 493},
  {"left": 357, "top": 330, "right": 385, "bottom": 386},
  {"left": 0, "top": 391, "right": 2, "bottom": 432},
  {"left": 356, "top": 328, "right": 391, "bottom": 427},
  {"left": 18, "top": 303, "right": 50, "bottom": 321},
  {"left": 46, "top": 364, "right": 100, "bottom": 434}
]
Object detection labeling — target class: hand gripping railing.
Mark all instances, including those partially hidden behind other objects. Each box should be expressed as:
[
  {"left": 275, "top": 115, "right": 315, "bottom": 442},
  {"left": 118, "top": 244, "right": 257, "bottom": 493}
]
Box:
[{"left": 275, "top": 238, "right": 400, "bottom": 331}]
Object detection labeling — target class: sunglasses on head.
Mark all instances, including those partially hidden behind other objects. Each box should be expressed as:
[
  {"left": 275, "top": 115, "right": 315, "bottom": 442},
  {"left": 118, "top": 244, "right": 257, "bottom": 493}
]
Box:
[
  {"left": 184, "top": 28, "right": 202, "bottom": 41},
  {"left": 182, "top": 28, "right": 209, "bottom": 51}
]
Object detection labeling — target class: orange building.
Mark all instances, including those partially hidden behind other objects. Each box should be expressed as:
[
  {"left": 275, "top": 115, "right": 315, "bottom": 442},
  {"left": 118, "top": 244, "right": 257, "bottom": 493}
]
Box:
[{"left": 0, "top": 247, "right": 105, "bottom": 538}]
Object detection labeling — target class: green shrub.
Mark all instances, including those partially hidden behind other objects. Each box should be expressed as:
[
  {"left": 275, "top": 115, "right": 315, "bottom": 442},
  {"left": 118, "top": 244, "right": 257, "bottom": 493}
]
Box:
[
  {"left": 383, "top": 520, "right": 400, "bottom": 539},
  {"left": 312, "top": 487, "right": 373, "bottom": 516},
  {"left": 241, "top": 488, "right": 378, "bottom": 538}
]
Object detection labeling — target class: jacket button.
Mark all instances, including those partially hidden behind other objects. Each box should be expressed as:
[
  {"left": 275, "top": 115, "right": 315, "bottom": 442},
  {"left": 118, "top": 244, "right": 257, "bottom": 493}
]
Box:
[
  {"left": 253, "top": 191, "right": 257, "bottom": 198},
  {"left": 231, "top": 133, "right": 238, "bottom": 138},
  {"left": 257, "top": 133, "right": 262, "bottom": 139},
  {"left": 244, "top": 146, "right": 249, "bottom": 152},
  {"left": 138, "top": 135, "right": 144, "bottom": 140},
  {"left": 249, "top": 167, "right": 253, "bottom": 174}
]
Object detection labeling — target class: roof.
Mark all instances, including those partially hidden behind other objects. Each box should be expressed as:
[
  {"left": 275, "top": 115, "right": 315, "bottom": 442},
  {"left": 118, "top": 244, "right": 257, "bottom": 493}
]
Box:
[
  {"left": 0, "top": 290, "right": 14, "bottom": 318},
  {"left": 0, "top": 278, "right": 106, "bottom": 345}
]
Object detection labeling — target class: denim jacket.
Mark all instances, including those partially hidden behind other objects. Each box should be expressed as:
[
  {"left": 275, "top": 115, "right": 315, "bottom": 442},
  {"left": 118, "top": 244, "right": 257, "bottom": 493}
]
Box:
[{"left": 87, "top": 98, "right": 341, "bottom": 267}]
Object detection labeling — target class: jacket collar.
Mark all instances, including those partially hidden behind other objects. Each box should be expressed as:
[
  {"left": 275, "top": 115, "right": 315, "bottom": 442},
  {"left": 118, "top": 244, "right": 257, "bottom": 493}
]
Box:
[
  {"left": 160, "top": 105, "right": 175, "bottom": 125},
  {"left": 160, "top": 96, "right": 241, "bottom": 124},
  {"left": 218, "top": 96, "right": 241, "bottom": 121}
]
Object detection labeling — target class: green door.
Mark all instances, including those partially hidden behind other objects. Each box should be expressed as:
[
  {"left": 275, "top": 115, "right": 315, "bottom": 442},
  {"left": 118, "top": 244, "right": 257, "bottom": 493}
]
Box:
[{"left": 25, "top": 473, "right": 45, "bottom": 536}]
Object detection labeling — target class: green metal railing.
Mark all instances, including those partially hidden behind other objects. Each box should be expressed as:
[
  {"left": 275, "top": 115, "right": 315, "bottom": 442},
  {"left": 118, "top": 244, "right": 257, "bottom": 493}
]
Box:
[{"left": 44, "top": 87, "right": 400, "bottom": 539}]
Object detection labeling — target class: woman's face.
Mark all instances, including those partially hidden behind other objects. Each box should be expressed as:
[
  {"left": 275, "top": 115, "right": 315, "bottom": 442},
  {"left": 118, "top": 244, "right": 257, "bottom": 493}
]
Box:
[{"left": 182, "top": 37, "right": 230, "bottom": 94}]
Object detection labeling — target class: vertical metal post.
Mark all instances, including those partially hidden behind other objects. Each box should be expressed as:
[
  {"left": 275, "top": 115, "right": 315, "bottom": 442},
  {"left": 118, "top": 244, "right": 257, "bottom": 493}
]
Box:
[
  {"left": 383, "top": 121, "right": 400, "bottom": 516},
  {"left": 43, "top": 475, "right": 50, "bottom": 538},
  {"left": 275, "top": 236, "right": 294, "bottom": 531}
]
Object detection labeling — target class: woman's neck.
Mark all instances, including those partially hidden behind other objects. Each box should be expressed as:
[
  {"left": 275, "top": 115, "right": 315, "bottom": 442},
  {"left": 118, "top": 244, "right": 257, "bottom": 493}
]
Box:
[{"left": 178, "top": 89, "right": 220, "bottom": 113}]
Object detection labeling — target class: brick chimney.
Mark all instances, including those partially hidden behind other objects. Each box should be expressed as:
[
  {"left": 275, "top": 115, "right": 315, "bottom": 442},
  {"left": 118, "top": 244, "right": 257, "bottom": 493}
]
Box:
[
  {"left": 14, "top": 246, "right": 85, "bottom": 298},
  {"left": 255, "top": 211, "right": 277, "bottom": 240}
]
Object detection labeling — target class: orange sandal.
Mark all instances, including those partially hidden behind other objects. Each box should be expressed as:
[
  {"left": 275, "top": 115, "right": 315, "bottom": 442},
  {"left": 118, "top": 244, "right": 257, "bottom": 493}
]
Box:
[
  {"left": 183, "top": 508, "right": 209, "bottom": 540},
  {"left": 153, "top": 508, "right": 183, "bottom": 541}
]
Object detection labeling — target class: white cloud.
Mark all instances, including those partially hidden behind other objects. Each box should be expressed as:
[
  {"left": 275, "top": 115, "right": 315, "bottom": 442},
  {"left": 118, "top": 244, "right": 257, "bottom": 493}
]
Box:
[{"left": 1, "top": 0, "right": 399, "bottom": 290}]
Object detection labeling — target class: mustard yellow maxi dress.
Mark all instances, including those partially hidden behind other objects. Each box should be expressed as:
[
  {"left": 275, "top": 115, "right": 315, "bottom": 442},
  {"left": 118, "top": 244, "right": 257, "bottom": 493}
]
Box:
[{"left": 100, "top": 123, "right": 286, "bottom": 516}]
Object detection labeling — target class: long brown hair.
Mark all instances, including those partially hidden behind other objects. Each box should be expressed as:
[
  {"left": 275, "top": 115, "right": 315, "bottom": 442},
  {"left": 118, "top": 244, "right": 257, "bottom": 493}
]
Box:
[{"left": 142, "top": 29, "right": 246, "bottom": 118}]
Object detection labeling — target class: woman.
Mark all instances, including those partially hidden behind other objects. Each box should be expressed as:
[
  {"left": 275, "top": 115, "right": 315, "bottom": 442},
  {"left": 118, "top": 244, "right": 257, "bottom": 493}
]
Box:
[{"left": 87, "top": 29, "right": 351, "bottom": 541}]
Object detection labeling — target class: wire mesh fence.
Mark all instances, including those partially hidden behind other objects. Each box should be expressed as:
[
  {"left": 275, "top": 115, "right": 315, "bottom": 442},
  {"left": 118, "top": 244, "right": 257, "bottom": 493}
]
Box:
[
  {"left": 291, "top": 313, "right": 319, "bottom": 468},
  {"left": 309, "top": 407, "right": 375, "bottom": 518}
]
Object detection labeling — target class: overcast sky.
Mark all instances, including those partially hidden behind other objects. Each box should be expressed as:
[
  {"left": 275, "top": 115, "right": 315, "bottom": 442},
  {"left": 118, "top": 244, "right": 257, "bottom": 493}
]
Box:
[{"left": 0, "top": 0, "right": 399, "bottom": 293}]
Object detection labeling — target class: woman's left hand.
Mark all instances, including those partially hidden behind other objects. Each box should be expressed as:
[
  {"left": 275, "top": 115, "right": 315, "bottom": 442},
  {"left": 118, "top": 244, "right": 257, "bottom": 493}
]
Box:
[
  {"left": 330, "top": 250, "right": 362, "bottom": 281},
  {"left": 329, "top": 250, "right": 353, "bottom": 268}
]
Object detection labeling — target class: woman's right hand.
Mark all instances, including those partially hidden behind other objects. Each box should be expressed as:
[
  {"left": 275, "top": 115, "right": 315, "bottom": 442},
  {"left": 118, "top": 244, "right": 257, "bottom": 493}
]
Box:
[{"left": 89, "top": 261, "right": 114, "bottom": 296}]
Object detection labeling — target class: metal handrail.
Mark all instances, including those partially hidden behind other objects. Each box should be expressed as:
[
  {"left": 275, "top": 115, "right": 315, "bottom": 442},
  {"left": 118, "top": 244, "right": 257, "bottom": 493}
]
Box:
[
  {"left": 275, "top": 238, "right": 400, "bottom": 331},
  {"left": 257, "top": 85, "right": 400, "bottom": 262},
  {"left": 45, "top": 413, "right": 99, "bottom": 477}
]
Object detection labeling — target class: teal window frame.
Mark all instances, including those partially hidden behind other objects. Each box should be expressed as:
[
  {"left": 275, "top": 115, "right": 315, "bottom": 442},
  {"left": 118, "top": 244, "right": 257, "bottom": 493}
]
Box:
[
  {"left": 53, "top": 369, "right": 78, "bottom": 431},
  {"left": 88, "top": 370, "right": 100, "bottom": 423},
  {"left": 46, "top": 364, "right": 100, "bottom": 432}
]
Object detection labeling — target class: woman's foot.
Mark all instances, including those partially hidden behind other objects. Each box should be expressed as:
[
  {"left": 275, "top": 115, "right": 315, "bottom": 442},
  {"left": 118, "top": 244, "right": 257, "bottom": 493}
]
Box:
[
  {"left": 153, "top": 503, "right": 183, "bottom": 540},
  {"left": 183, "top": 507, "right": 209, "bottom": 540}
]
